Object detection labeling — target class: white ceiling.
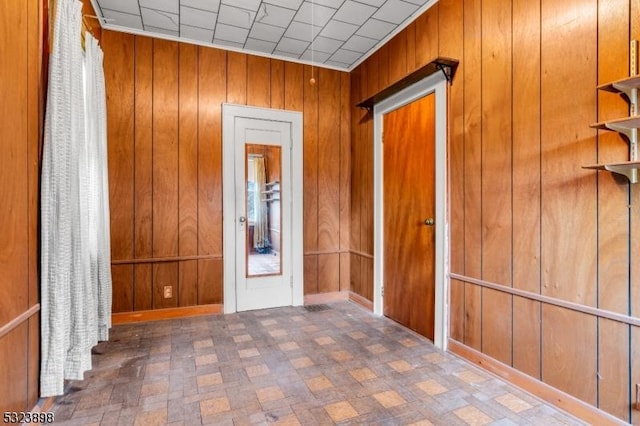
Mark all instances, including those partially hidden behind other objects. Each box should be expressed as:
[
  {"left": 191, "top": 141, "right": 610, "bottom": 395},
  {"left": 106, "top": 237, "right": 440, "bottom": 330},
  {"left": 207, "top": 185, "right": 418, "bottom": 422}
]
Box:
[{"left": 90, "top": 0, "right": 436, "bottom": 71}]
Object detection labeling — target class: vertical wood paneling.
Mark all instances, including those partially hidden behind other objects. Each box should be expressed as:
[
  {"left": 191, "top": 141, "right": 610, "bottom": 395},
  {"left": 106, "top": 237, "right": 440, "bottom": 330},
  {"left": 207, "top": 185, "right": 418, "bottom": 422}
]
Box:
[
  {"left": 284, "top": 62, "right": 304, "bottom": 111},
  {"left": 105, "top": 31, "right": 135, "bottom": 261},
  {"left": 134, "top": 264, "right": 152, "bottom": 311},
  {"left": 198, "top": 47, "right": 225, "bottom": 257},
  {"left": 247, "top": 56, "right": 270, "bottom": 107},
  {"left": 366, "top": 51, "right": 379, "bottom": 101},
  {"left": 378, "top": 44, "right": 389, "bottom": 92},
  {"left": 304, "top": 66, "right": 319, "bottom": 254},
  {"left": 596, "top": 0, "right": 630, "bottom": 419},
  {"left": 405, "top": 22, "right": 416, "bottom": 75},
  {"left": 416, "top": 3, "right": 439, "bottom": 68},
  {"left": 318, "top": 254, "right": 340, "bottom": 293},
  {"left": 179, "top": 43, "right": 198, "bottom": 257},
  {"left": 152, "top": 40, "right": 179, "bottom": 258},
  {"left": 512, "top": 0, "right": 542, "bottom": 379},
  {"left": 0, "top": 326, "right": 28, "bottom": 411},
  {"left": 540, "top": 0, "right": 598, "bottom": 404},
  {"left": 438, "top": 0, "right": 464, "bottom": 341},
  {"left": 271, "top": 59, "right": 285, "bottom": 109},
  {"left": 480, "top": 0, "right": 513, "bottom": 366},
  {"left": 387, "top": 30, "right": 407, "bottom": 84},
  {"left": 318, "top": 68, "right": 341, "bottom": 253},
  {"left": 340, "top": 73, "right": 351, "bottom": 291},
  {"left": 179, "top": 261, "right": 198, "bottom": 306},
  {"left": 134, "top": 37, "right": 153, "bottom": 260},
  {"left": 463, "top": 0, "right": 483, "bottom": 351},
  {"left": 304, "top": 256, "right": 318, "bottom": 295},
  {"left": 227, "top": 52, "right": 247, "bottom": 105},
  {"left": 112, "top": 265, "right": 134, "bottom": 312},
  {"left": 198, "top": 259, "right": 222, "bottom": 304}
]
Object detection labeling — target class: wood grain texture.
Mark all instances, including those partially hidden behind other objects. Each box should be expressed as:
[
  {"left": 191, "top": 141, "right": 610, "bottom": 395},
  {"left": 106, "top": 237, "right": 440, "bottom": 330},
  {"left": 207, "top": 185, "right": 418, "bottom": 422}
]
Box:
[
  {"left": 462, "top": 0, "right": 482, "bottom": 351},
  {"left": 304, "top": 255, "right": 318, "bottom": 295},
  {"left": 198, "top": 47, "right": 225, "bottom": 257},
  {"left": 339, "top": 253, "right": 350, "bottom": 292},
  {"left": 179, "top": 43, "right": 198, "bottom": 257},
  {"left": 0, "top": 325, "right": 28, "bottom": 411},
  {"left": 318, "top": 254, "right": 340, "bottom": 293},
  {"left": 227, "top": 52, "right": 247, "bottom": 105},
  {"left": 112, "top": 265, "right": 134, "bottom": 313},
  {"left": 416, "top": 3, "right": 439, "bottom": 69},
  {"left": 512, "top": 0, "right": 542, "bottom": 379},
  {"left": 383, "top": 94, "right": 436, "bottom": 340},
  {"left": 104, "top": 31, "right": 135, "bottom": 261},
  {"left": 270, "top": 59, "right": 285, "bottom": 109},
  {"left": 366, "top": 51, "right": 379, "bottom": 102},
  {"left": 387, "top": 30, "right": 407, "bottom": 85},
  {"left": 134, "top": 264, "right": 152, "bottom": 311},
  {"left": 247, "top": 55, "right": 270, "bottom": 108},
  {"left": 317, "top": 68, "right": 341, "bottom": 253},
  {"left": 304, "top": 66, "right": 319, "bottom": 253},
  {"left": 152, "top": 262, "right": 178, "bottom": 309},
  {"left": 480, "top": 0, "right": 513, "bottom": 366},
  {"left": 134, "top": 36, "right": 153, "bottom": 259},
  {"left": 438, "top": 0, "right": 464, "bottom": 342},
  {"left": 284, "top": 62, "right": 304, "bottom": 111},
  {"left": 405, "top": 22, "right": 416, "bottom": 76},
  {"left": 339, "top": 72, "right": 351, "bottom": 254},
  {"left": 178, "top": 260, "right": 198, "bottom": 307},
  {"left": 152, "top": 40, "right": 179, "bottom": 258},
  {"left": 198, "top": 259, "right": 222, "bottom": 305}
]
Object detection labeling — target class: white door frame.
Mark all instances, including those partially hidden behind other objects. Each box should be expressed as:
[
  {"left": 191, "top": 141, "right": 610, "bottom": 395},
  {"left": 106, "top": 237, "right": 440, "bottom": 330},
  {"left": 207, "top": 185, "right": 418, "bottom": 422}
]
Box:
[
  {"left": 222, "top": 104, "right": 304, "bottom": 314},
  {"left": 373, "top": 72, "right": 449, "bottom": 350}
]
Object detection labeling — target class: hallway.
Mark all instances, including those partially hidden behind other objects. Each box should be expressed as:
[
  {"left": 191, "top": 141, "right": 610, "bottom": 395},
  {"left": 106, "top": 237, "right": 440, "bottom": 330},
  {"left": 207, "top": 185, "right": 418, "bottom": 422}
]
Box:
[{"left": 50, "top": 302, "right": 583, "bottom": 425}]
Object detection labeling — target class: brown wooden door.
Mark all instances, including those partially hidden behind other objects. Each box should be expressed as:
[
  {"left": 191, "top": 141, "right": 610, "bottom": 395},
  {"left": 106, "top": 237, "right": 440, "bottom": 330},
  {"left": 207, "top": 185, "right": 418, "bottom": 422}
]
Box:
[{"left": 383, "top": 93, "right": 436, "bottom": 340}]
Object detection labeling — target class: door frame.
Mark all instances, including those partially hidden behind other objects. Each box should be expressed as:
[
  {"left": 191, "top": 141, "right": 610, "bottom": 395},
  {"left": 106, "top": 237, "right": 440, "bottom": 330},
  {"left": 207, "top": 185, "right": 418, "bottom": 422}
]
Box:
[
  {"left": 373, "top": 72, "right": 449, "bottom": 350},
  {"left": 222, "top": 104, "right": 304, "bottom": 314}
]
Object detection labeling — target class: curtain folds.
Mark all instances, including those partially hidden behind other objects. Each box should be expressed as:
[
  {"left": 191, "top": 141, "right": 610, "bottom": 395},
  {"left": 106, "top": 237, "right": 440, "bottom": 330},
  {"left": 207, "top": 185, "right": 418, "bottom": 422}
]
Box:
[
  {"left": 40, "top": 0, "right": 111, "bottom": 397},
  {"left": 253, "top": 157, "right": 269, "bottom": 250}
]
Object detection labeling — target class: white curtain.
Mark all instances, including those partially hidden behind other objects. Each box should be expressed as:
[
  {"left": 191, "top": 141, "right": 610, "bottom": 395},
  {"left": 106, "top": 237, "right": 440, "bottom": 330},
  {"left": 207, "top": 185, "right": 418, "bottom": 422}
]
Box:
[
  {"left": 40, "top": 0, "right": 111, "bottom": 397},
  {"left": 253, "top": 157, "right": 269, "bottom": 250}
]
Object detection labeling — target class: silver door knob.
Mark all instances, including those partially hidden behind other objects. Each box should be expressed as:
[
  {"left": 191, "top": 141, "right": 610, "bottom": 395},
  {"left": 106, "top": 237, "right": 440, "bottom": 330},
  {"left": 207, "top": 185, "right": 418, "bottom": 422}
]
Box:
[
  {"left": 424, "top": 218, "right": 434, "bottom": 226},
  {"left": 239, "top": 216, "right": 246, "bottom": 223}
]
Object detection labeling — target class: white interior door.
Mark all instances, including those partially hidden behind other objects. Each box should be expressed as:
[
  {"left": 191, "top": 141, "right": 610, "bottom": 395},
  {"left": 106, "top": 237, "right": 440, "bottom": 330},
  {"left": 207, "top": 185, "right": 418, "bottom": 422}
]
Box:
[{"left": 223, "top": 105, "right": 303, "bottom": 313}]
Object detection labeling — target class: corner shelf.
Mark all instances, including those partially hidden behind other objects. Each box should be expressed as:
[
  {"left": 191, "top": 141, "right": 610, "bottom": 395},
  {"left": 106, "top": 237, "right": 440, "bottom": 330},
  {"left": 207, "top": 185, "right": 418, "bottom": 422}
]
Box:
[{"left": 583, "top": 63, "right": 640, "bottom": 183}]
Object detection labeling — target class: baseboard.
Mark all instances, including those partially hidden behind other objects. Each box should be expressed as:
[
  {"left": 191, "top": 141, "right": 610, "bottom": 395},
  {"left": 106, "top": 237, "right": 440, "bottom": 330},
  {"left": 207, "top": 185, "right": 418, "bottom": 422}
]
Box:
[
  {"left": 348, "top": 291, "right": 373, "bottom": 311},
  {"left": 304, "top": 291, "right": 349, "bottom": 305},
  {"left": 447, "top": 340, "right": 626, "bottom": 426},
  {"left": 111, "top": 304, "right": 223, "bottom": 325}
]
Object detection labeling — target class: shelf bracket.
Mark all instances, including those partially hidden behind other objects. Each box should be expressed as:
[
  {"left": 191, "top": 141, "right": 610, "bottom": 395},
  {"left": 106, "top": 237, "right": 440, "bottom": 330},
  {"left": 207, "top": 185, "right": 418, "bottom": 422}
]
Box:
[
  {"left": 436, "top": 62, "right": 453, "bottom": 83},
  {"left": 604, "top": 164, "right": 639, "bottom": 184}
]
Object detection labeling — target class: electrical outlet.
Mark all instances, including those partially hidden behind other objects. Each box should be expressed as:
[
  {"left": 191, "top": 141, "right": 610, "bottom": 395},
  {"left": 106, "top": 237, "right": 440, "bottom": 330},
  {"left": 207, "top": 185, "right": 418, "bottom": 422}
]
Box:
[{"left": 163, "top": 286, "right": 173, "bottom": 299}]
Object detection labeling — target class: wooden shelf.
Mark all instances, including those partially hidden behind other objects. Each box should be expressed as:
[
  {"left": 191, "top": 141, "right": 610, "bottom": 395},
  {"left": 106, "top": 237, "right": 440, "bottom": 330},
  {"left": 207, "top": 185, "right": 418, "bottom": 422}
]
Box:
[
  {"left": 596, "top": 75, "right": 640, "bottom": 94},
  {"left": 590, "top": 115, "right": 640, "bottom": 132},
  {"left": 583, "top": 160, "right": 640, "bottom": 183}
]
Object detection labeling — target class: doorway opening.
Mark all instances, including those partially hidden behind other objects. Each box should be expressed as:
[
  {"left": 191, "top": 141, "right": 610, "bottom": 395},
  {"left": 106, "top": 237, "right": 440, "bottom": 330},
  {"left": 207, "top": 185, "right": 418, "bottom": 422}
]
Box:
[{"left": 373, "top": 72, "right": 449, "bottom": 349}]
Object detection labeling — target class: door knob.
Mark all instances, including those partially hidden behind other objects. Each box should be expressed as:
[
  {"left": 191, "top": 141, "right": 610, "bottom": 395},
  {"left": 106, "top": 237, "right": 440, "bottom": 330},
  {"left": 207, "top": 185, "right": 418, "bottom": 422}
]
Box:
[
  {"left": 424, "top": 218, "right": 434, "bottom": 226},
  {"left": 239, "top": 216, "right": 246, "bottom": 223}
]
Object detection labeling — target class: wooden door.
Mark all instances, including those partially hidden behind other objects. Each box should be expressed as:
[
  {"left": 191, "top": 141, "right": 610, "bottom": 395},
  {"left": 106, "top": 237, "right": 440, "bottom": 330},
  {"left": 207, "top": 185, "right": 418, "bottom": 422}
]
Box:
[{"left": 383, "top": 93, "right": 436, "bottom": 340}]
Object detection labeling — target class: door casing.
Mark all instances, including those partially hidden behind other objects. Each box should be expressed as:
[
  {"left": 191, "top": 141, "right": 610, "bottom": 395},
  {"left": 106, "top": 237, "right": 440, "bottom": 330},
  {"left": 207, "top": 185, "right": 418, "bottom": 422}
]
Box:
[
  {"left": 373, "top": 72, "right": 449, "bottom": 350},
  {"left": 222, "top": 104, "right": 304, "bottom": 314}
]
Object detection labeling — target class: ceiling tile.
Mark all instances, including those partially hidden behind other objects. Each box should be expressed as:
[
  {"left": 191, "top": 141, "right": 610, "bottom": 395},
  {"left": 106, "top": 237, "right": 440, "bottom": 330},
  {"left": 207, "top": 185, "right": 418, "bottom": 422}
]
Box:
[
  {"left": 180, "top": 24, "right": 214, "bottom": 42},
  {"left": 214, "top": 22, "right": 250, "bottom": 43},
  {"left": 180, "top": 0, "right": 221, "bottom": 12},
  {"left": 214, "top": 38, "right": 244, "bottom": 48},
  {"left": 299, "top": 49, "right": 331, "bottom": 63},
  {"left": 244, "top": 38, "right": 277, "bottom": 54},
  {"left": 285, "top": 21, "right": 321, "bottom": 42},
  {"left": 141, "top": 8, "right": 179, "bottom": 31},
  {"left": 355, "top": 18, "right": 394, "bottom": 39},
  {"left": 180, "top": 6, "right": 217, "bottom": 30},
  {"left": 293, "top": 2, "right": 336, "bottom": 26},
  {"left": 146, "top": 25, "right": 179, "bottom": 37},
  {"left": 96, "top": 0, "right": 140, "bottom": 15},
  {"left": 101, "top": 9, "right": 143, "bottom": 30},
  {"left": 332, "top": 1, "right": 376, "bottom": 26},
  {"left": 273, "top": 49, "right": 300, "bottom": 60},
  {"left": 310, "top": 36, "right": 342, "bottom": 54},
  {"left": 324, "top": 59, "right": 349, "bottom": 68},
  {"left": 341, "top": 34, "right": 377, "bottom": 53},
  {"left": 403, "top": 0, "right": 429, "bottom": 4},
  {"left": 140, "top": 0, "right": 179, "bottom": 14},
  {"left": 265, "top": 0, "right": 304, "bottom": 10},
  {"left": 319, "top": 20, "right": 357, "bottom": 41},
  {"left": 218, "top": 4, "right": 256, "bottom": 28},
  {"left": 312, "top": 0, "right": 345, "bottom": 7},
  {"left": 249, "top": 22, "right": 287, "bottom": 42},
  {"left": 277, "top": 37, "right": 309, "bottom": 55},
  {"left": 357, "top": 0, "right": 385, "bottom": 5},
  {"left": 372, "top": 0, "right": 419, "bottom": 24},
  {"left": 255, "top": 4, "right": 296, "bottom": 28},
  {"left": 221, "top": 0, "right": 262, "bottom": 11},
  {"left": 329, "top": 48, "right": 361, "bottom": 64}
]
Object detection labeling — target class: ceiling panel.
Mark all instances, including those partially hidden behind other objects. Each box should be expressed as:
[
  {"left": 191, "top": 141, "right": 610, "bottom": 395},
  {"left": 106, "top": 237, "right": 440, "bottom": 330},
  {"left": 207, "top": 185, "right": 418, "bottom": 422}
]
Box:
[{"left": 92, "top": 0, "right": 436, "bottom": 71}]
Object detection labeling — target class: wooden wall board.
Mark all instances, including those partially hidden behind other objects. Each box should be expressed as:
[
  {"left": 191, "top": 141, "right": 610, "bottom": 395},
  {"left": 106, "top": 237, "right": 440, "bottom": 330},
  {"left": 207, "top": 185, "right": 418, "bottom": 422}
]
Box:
[
  {"left": 303, "top": 66, "right": 319, "bottom": 253},
  {"left": 416, "top": 3, "right": 439, "bottom": 69},
  {"left": 104, "top": 31, "right": 135, "bottom": 261},
  {"left": 340, "top": 253, "right": 350, "bottom": 292},
  {"left": 178, "top": 43, "right": 199, "bottom": 257},
  {"left": 227, "top": 52, "right": 247, "bottom": 105},
  {"left": 387, "top": 30, "right": 407, "bottom": 86},
  {"left": 304, "top": 255, "right": 319, "bottom": 295},
  {"left": 632, "top": 325, "right": 640, "bottom": 425},
  {"left": 153, "top": 262, "right": 178, "bottom": 309},
  {"left": 247, "top": 55, "right": 270, "bottom": 108},
  {"left": 512, "top": 0, "right": 542, "bottom": 378},
  {"left": 198, "top": 259, "right": 222, "bottom": 305},
  {"left": 134, "top": 264, "right": 152, "bottom": 311},
  {"left": 405, "top": 22, "right": 416, "bottom": 76},
  {"left": 178, "top": 260, "right": 198, "bottom": 307},
  {"left": 152, "top": 39, "right": 179, "bottom": 258},
  {"left": 340, "top": 72, "right": 351, "bottom": 254},
  {"left": 462, "top": 0, "right": 483, "bottom": 351},
  {"left": 270, "top": 59, "right": 285, "bottom": 109},
  {"left": 0, "top": 325, "right": 28, "bottom": 411},
  {"left": 134, "top": 36, "right": 153, "bottom": 259},
  {"left": 197, "top": 47, "right": 225, "bottom": 257},
  {"left": 112, "top": 265, "right": 134, "bottom": 312},
  {"left": 318, "top": 254, "right": 340, "bottom": 293},
  {"left": 480, "top": 0, "right": 513, "bottom": 366}
]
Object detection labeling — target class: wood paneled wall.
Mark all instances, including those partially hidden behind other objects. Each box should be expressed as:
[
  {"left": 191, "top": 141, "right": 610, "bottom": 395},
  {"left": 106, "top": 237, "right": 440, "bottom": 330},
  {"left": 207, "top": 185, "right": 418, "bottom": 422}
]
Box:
[
  {"left": 350, "top": 0, "right": 640, "bottom": 422},
  {"left": 0, "top": 0, "right": 44, "bottom": 412},
  {"left": 102, "top": 32, "right": 351, "bottom": 313}
]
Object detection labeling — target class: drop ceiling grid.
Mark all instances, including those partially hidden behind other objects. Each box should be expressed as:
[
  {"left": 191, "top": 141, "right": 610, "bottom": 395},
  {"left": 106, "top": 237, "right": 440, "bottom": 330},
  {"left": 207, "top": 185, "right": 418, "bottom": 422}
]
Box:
[{"left": 92, "top": 0, "right": 435, "bottom": 71}]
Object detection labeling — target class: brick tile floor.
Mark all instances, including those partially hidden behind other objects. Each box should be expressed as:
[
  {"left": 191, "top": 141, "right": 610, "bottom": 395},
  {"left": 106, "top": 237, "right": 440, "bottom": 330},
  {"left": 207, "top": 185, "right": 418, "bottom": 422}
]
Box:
[{"left": 50, "top": 302, "right": 585, "bottom": 425}]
